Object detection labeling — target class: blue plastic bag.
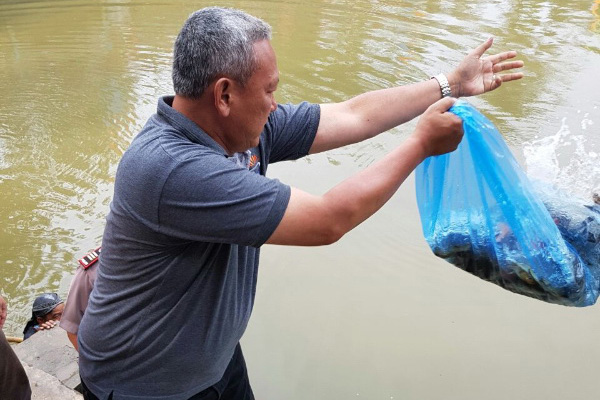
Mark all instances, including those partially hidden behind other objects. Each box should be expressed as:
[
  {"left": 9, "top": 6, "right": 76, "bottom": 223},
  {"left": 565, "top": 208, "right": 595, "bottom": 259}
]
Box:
[{"left": 415, "top": 100, "right": 599, "bottom": 307}]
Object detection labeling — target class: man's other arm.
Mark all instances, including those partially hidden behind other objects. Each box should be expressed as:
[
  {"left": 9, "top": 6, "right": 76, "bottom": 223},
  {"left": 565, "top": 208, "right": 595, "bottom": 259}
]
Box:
[
  {"left": 309, "top": 38, "right": 523, "bottom": 154},
  {"left": 266, "top": 97, "right": 462, "bottom": 246}
]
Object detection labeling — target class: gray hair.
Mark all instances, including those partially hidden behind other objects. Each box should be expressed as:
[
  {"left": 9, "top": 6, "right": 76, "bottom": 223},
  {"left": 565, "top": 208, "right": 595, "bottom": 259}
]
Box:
[{"left": 172, "top": 7, "right": 272, "bottom": 98}]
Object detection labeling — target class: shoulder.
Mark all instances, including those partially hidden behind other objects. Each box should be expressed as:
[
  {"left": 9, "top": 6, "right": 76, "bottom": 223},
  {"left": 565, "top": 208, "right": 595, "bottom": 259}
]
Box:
[
  {"left": 268, "top": 102, "right": 320, "bottom": 126},
  {"left": 78, "top": 247, "right": 101, "bottom": 271},
  {"left": 68, "top": 247, "right": 100, "bottom": 288},
  {"left": 23, "top": 325, "right": 36, "bottom": 340},
  {"left": 114, "top": 130, "right": 221, "bottom": 211},
  {"left": 263, "top": 102, "right": 321, "bottom": 162}
]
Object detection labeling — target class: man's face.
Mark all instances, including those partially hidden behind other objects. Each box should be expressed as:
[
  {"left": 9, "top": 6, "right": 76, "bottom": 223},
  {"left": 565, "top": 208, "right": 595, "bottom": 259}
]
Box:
[
  {"left": 227, "top": 40, "right": 279, "bottom": 152},
  {"left": 37, "top": 303, "right": 64, "bottom": 324}
]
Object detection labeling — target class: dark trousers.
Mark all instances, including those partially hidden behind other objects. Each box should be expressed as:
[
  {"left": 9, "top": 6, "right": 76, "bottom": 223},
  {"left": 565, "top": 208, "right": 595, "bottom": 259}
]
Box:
[
  {"left": 80, "top": 379, "right": 112, "bottom": 400},
  {"left": 81, "top": 343, "right": 254, "bottom": 400}
]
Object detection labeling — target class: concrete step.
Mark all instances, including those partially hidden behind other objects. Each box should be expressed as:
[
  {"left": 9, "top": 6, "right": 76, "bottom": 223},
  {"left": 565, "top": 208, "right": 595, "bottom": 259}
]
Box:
[{"left": 12, "top": 327, "right": 82, "bottom": 399}]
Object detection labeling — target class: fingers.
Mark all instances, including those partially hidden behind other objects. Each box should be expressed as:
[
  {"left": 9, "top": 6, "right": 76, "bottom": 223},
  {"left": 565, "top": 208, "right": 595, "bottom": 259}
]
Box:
[
  {"left": 488, "top": 71, "right": 524, "bottom": 92},
  {"left": 417, "top": 98, "right": 464, "bottom": 156},
  {"left": 477, "top": 41, "right": 523, "bottom": 75},
  {"left": 470, "top": 37, "right": 494, "bottom": 58},
  {"left": 430, "top": 96, "right": 457, "bottom": 113},
  {"left": 492, "top": 60, "right": 524, "bottom": 73},
  {"left": 491, "top": 70, "right": 524, "bottom": 89},
  {"left": 488, "top": 52, "right": 523, "bottom": 81},
  {"left": 497, "top": 72, "right": 524, "bottom": 83},
  {"left": 489, "top": 56, "right": 524, "bottom": 89},
  {"left": 470, "top": 38, "right": 522, "bottom": 70},
  {"left": 39, "top": 320, "right": 58, "bottom": 330},
  {"left": 487, "top": 50, "right": 519, "bottom": 64},
  {"left": 491, "top": 74, "right": 502, "bottom": 91}
]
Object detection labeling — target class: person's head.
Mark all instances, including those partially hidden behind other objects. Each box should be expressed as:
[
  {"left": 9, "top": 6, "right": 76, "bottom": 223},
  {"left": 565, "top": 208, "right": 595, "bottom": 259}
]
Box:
[
  {"left": 172, "top": 7, "right": 279, "bottom": 154},
  {"left": 32, "top": 292, "right": 64, "bottom": 324},
  {"left": 172, "top": 7, "right": 273, "bottom": 99}
]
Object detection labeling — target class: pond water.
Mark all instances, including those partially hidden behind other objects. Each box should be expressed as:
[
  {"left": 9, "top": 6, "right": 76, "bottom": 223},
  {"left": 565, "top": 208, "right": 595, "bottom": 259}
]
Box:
[{"left": 1, "top": 0, "right": 599, "bottom": 399}]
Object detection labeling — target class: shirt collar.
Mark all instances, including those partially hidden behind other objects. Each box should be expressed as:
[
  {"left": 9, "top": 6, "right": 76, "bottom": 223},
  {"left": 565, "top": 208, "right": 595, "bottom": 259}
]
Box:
[{"left": 157, "top": 95, "right": 228, "bottom": 156}]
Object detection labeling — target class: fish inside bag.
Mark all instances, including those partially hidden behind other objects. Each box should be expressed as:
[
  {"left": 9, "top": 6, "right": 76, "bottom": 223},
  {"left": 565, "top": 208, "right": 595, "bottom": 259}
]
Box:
[{"left": 415, "top": 100, "right": 599, "bottom": 307}]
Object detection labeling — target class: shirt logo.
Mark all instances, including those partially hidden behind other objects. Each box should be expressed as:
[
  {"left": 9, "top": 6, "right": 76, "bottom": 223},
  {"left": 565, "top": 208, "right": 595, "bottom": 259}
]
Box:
[{"left": 248, "top": 154, "right": 259, "bottom": 169}]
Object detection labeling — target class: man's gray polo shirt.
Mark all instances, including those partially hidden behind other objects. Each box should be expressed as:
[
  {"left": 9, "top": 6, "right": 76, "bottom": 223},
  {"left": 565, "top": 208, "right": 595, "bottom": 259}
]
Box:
[{"left": 78, "top": 96, "right": 320, "bottom": 400}]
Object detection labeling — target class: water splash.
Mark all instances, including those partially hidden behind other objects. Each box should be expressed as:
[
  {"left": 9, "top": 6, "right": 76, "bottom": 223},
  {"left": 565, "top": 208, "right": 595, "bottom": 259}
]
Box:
[{"left": 523, "top": 113, "right": 599, "bottom": 203}]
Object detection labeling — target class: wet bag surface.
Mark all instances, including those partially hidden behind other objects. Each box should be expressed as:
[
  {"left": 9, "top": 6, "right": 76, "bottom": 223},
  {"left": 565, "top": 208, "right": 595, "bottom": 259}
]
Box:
[{"left": 415, "top": 100, "right": 600, "bottom": 307}]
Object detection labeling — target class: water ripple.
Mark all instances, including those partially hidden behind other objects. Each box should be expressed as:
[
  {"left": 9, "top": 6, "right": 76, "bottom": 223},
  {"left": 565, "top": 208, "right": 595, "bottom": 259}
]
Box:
[{"left": 0, "top": 0, "right": 599, "bottom": 335}]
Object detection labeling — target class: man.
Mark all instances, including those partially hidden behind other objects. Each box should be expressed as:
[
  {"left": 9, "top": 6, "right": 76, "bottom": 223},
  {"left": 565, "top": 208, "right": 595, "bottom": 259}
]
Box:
[
  {"left": 0, "top": 295, "right": 32, "bottom": 400},
  {"left": 78, "top": 7, "right": 523, "bottom": 400},
  {"left": 22, "top": 292, "right": 64, "bottom": 340}
]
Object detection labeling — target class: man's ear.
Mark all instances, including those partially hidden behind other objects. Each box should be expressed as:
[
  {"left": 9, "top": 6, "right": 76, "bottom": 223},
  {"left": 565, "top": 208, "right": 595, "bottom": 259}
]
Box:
[
  {"left": 213, "top": 77, "right": 234, "bottom": 117},
  {"left": 36, "top": 316, "right": 44, "bottom": 325}
]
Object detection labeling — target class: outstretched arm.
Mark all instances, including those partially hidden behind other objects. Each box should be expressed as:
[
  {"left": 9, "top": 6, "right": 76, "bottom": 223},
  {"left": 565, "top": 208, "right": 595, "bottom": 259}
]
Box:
[
  {"left": 310, "top": 37, "right": 523, "bottom": 154},
  {"left": 267, "top": 97, "right": 463, "bottom": 246}
]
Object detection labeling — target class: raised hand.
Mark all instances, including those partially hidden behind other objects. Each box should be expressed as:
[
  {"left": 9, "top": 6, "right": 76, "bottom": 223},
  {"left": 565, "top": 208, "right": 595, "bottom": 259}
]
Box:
[{"left": 448, "top": 37, "right": 524, "bottom": 97}]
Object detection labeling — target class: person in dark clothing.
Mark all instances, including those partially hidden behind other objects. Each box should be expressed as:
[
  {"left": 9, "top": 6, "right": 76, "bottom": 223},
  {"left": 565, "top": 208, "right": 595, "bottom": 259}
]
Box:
[
  {"left": 22, "top": 292, "right": 64, "bottom": 340},
  {"left": 78, "top": 7, "right": 523, "bottom": 400},
  {"left": 1, "top": 294, "right": 32, "bottom": 400}
]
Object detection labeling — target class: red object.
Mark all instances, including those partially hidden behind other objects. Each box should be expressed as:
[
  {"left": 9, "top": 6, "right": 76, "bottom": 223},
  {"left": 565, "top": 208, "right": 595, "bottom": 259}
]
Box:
[{"left": 78, "top": 247, "right": 102, "bottom": 269}]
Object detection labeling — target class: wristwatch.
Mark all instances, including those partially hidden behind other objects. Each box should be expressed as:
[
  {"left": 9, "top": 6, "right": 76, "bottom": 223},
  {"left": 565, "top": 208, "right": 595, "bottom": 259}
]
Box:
[{"left": 432, "top": 73, "right": 452, "bottom": 98}]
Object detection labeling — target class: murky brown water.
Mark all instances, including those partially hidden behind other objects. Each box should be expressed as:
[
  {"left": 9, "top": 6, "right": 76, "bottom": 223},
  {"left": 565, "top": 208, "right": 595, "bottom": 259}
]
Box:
[{"left": 1, "top": 0, "right": 599, "bottom": 399}]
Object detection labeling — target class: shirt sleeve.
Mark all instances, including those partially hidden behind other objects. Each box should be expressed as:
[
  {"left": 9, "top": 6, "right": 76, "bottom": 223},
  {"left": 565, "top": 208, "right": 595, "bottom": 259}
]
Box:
[
  {"left": 59, "top": 265, "right": 97, "bottom": 334},
  {"left": 157, "top": 153, "right": 290, "bottom": 247},
  {"left": 265, "top": 102, "right": 320, "bottom": 163}
]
